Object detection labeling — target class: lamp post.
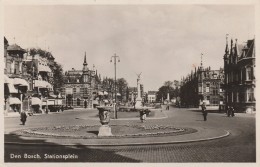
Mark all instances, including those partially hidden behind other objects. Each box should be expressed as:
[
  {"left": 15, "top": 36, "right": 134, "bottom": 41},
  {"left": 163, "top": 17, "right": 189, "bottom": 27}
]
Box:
[{"left": 110, "top": 53, "right": 120, "bottom": 119}]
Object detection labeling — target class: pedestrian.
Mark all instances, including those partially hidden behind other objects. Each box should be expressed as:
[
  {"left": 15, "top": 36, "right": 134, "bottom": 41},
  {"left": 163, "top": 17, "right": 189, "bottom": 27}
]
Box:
[
  {"left": 61, "top": 105, "right": 64, "bottom": 112},
  {"left": 140, "top": 110, "right": 146, "bottom": 123},
  {"left": 227, "top": 106, "right": 231, "bottom": 117},
  {"left": 201, "top": 102, "right": 207, "bottom": 121},
  {"left": 230, "top": 106, "right": 235, "bottom": 117},
  {"left": 84, "top": 100, "right": 87, "bottom": 108},
  {"left": 20, "top": 110, "right": 27, "bottom": 125}
]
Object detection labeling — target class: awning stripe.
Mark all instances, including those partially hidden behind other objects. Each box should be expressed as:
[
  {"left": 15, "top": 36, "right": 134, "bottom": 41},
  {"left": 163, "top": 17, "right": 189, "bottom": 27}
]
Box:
[
  {"left": 9, "top": 97, "right": 21, "bottom": 104},
  {"left": 4, "top": 75, "right": 11, "bottom": 84},
  {"left": 7, "top": 83, "right": 18, "bottom": 93},
  {"left": 31, "top": 97, "right": 42, "bottom": 105},
  {"left": 13, "top": 78, "right": 29, "bottom": 87}
]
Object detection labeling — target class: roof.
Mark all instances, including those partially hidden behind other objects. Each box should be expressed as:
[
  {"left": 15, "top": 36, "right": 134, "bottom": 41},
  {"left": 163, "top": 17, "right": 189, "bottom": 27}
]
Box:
[
  {"left": 7, "top": 44, "right": 26, "bottom": 53},
  {"left": 4, "top": 37, "right": 8, "bottom": 45},
  {"left": 148, "top": 91, "right": 157, "bottom": 95}
]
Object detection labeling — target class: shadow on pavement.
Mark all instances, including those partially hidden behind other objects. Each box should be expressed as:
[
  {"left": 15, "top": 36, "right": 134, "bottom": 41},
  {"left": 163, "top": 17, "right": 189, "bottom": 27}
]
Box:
[{"left": 4, "top": 133, "right": 141, "bottom": 162}]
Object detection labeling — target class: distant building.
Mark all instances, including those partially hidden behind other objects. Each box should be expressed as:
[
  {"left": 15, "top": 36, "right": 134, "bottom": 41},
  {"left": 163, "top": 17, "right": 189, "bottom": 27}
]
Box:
[
  {"left": 147, "top": 91, "right": 157, "bottom": 103},
  {"left": 223, "top": 38, "right": 255, "bottom": 112},
  {"left": 61, "top": 53, "right": 102, "bottom": 108},
  {"left": 180, "top": 59, "right": 224, "bottom": 108}
]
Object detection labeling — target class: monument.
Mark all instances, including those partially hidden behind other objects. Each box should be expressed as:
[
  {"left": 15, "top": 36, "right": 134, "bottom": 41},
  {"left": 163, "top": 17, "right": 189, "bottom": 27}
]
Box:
[{"left": 135, "top": 72, "right": 143, "bottom": 108}]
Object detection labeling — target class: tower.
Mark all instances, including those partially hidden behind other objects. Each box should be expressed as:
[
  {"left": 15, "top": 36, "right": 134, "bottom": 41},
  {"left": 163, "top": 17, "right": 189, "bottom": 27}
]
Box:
[{"left": 82, "top": 52, "right": 88, "bottom": 83}]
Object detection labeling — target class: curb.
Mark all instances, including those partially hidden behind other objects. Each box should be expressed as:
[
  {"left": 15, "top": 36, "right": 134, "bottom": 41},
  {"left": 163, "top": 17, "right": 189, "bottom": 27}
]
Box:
[{"left": 4, "top": 130, "right": 230, "bottom": 147}]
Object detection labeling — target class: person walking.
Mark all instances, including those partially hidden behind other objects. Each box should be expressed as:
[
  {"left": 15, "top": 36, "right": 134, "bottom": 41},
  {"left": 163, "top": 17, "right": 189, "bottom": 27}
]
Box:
[
  {"left": 140, "top": 110, "right": 146, "bottom": 123},
  {"left": 230, "top": 106, "right": 235, "bottom": 117},
  {"left": 20, "top": 110, "right": 27, "bottom": 125},
  {"left": 227, "top": 106, "right": 231, "bottom": 117},
  {"left": 201, "top": 102, "right": 207, "bottom": 121}
]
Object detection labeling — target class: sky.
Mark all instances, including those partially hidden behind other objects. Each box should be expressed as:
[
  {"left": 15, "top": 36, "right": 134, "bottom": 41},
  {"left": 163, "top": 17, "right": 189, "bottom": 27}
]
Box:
[{"left": 4, "top": 4, "right": 255, "bottom": 91}]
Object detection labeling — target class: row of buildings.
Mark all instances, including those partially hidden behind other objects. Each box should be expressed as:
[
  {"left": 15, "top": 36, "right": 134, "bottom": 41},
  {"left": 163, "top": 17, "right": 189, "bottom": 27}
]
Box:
[
  {"left": 4, "top": 37, "right": 57, "bottom": 115},
  {"left": 4, "top": 37, "right": 113, "bottom": 114},
  {"left": 180, "top": 37, "right": 255, "bottom": 112},
  {"left": 4, "top": 36, "right": 152, "bottom": 113}
]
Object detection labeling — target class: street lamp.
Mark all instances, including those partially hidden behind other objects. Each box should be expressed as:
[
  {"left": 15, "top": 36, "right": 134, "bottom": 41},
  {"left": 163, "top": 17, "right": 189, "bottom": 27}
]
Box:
[{"left": 110, "top": 53, "right": 120, "bottom": 119}]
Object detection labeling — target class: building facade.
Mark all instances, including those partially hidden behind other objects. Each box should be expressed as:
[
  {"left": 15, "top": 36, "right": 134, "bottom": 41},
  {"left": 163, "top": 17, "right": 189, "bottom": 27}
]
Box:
[
  {"left": 61, "top": 53, "right": 102, "bottom": 108},
  {"left": 180, "top": 61, "right": 224, "bottom": 108},
  {"left": 223, "top": 38, "right": 255, "bottom": 112},
  {"left": 4, "top": 37, "right": 55, "bottom": 114},
  {"left": 147, "top": 91, "right": 157, "bottom": 103}
]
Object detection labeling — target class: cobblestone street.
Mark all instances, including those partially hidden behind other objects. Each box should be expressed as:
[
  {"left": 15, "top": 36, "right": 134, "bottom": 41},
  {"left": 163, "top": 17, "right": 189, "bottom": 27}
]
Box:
[{"left": 4, "top": 106, "right": 256, "bottom": 162}]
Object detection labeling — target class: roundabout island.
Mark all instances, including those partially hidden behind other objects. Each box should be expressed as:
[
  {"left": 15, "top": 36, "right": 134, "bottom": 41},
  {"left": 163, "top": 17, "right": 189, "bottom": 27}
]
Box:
[{"left": 7, "top": 107, "right": 230, "bottom": 146}]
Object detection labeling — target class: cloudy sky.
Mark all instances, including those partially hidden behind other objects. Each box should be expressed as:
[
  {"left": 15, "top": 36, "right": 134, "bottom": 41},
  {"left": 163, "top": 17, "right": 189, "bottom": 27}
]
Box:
[{"left": 4, "top": 4, "right": 255, "bottom": 91}]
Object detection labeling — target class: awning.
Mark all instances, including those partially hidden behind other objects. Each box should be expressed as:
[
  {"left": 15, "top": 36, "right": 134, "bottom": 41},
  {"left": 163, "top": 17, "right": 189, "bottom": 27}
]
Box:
[
  {"left": 7, "top": 83, "right": 18, "bottom": 93},
  {"left": 103, "top": 91, "right": 108, "bottom": 95},
  {"left": 92, "top": 100, "right": 99, "bottom": 104},
  {"left": 34, "top": 80, "right": 53, "bottom": 89},
  {"left": 31, "top": 97, "right": 42, "bottom": 105},
  {"left": 38, "top": 64, "right": 52, "bottom": 72},
  {"left": 34, "top": 80, "right": 44, "bottom": 88},
  {"left": 9, "top": 97, "right": 21, "bottom": 104},
  {"left": 13, "top": 78, "right": 29, "bottom": 87},
  {"left": 98, "top": 91, "right": 104, "bottom": 95},
  {"left": 4, "top": 75, "right": 11, "bottom": 84}
]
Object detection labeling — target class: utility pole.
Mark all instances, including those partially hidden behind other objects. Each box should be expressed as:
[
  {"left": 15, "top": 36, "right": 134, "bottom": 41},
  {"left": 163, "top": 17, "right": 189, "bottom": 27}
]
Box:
[{"left": 110, "top": 53, "right": 120, "bottom": 119}]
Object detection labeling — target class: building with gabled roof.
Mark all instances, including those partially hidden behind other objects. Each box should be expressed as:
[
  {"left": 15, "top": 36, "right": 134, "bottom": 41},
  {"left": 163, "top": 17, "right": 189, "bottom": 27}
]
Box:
[
  {"left": 61, "top": 52, "right": 102, "bottom": 108},
  {"left": 223, "top": 37, "right": 255, "bottom": 113}
]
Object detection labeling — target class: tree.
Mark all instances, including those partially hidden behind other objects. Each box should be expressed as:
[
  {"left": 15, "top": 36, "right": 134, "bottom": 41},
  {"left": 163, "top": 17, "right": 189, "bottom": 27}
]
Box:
[
  {"left": 156, "top": 86, "right": 175, "bottom": 102},
  {"left": 29, "top": 47, "right": 64, "bottom": 95},
  {"left": 157, "top": 80, "right": 180, "bottom": 102},
  {"left": 49, "top": 61, "right": 64, "bottom": 95},
  {"left": 117, "top": 78, "right": 128, "bottom": 102},
  {"left": 164, "top": 81, "right": 174, "bottom": 87}
]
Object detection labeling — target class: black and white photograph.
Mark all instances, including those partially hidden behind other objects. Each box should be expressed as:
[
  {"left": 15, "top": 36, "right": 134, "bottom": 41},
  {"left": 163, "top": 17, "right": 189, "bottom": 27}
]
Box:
[{"left": 1, "top": 0, "right": 259, "bottom": 165}]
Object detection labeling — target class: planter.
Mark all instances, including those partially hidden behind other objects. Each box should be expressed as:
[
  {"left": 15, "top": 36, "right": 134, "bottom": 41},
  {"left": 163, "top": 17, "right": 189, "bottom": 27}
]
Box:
[{"left": 96, "top": 106, "right": 113, "bottom": 137}]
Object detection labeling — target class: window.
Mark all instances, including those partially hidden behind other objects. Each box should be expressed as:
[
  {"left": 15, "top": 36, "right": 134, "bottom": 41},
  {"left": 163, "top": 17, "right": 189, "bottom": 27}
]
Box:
[
  {"left": 226, "top": 73, "right": 229, "bottom": 84},
  {"left": 65, "top": 88, "right": 73, "bottom": 94},
  {"left": 247, "top": 88, "right": 255, "bottom": 102},
  {"left": 246, "top": 67, "right": 253, "bottom": 81},
  {"left": 76, "top": 87, "right": 80, "bottom": 93},
  {"left": 206, "top": 84, "right": 210, "bottom": 93},
  {"left": 198, "top": 86, "right": 202, "bottom": 93},
  {"left": 213, "top": 89, "right": 218, "bottom": 95}
]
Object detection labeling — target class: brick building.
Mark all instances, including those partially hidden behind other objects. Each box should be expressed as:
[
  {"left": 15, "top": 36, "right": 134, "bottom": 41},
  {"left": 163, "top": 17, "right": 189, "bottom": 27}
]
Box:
[
  {"left": 180, "top": 59, "right": 224, "bottom": 108},
  {"left": 223, "top": 37, "right": 255, "bottom": 112},
  {"left": 61, "top": 53, "right": 102, "bottom": 108}
]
